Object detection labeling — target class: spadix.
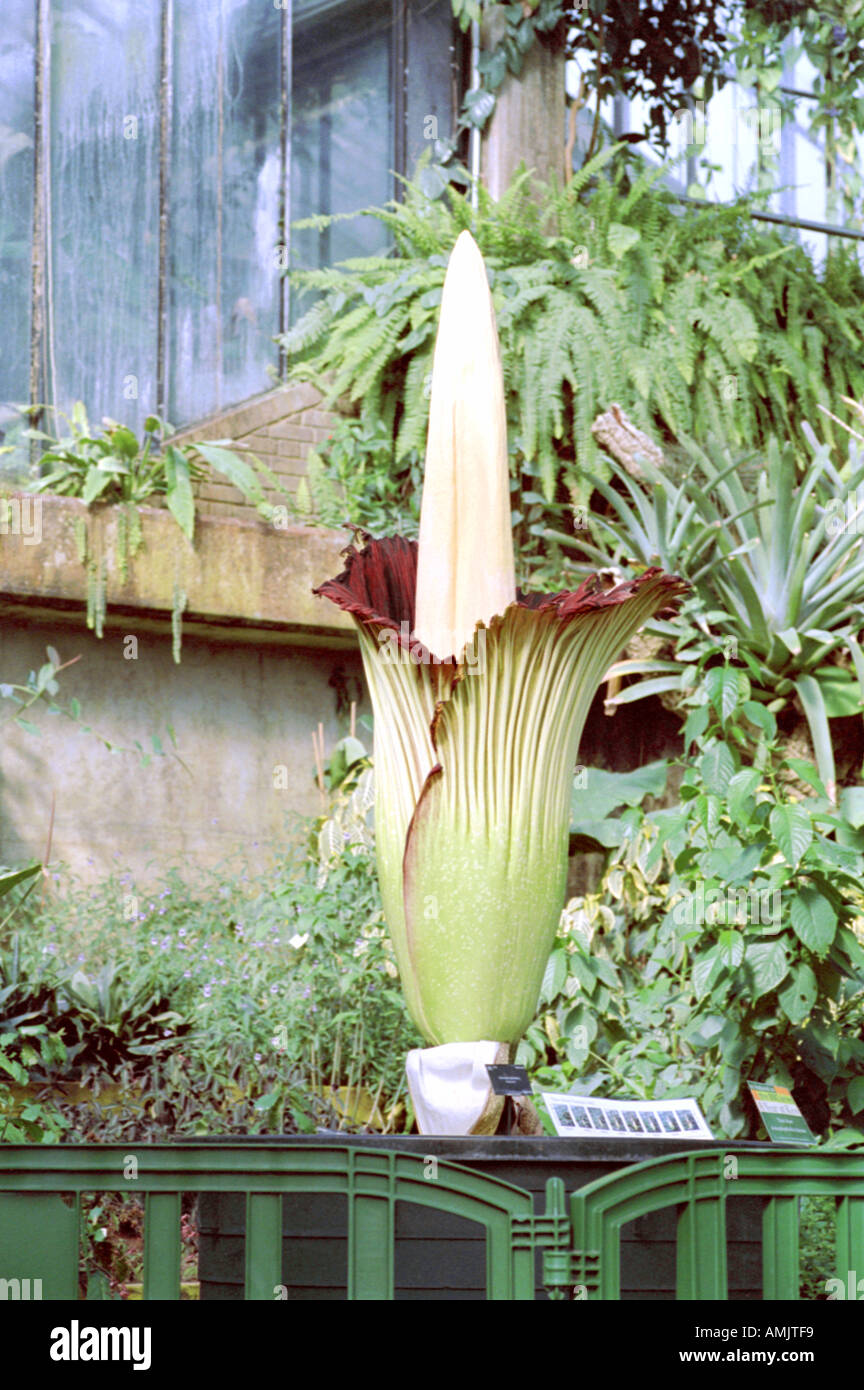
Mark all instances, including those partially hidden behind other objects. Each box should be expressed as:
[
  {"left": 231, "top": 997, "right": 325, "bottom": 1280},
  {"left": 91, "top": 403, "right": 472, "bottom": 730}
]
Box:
[{"left": 414, "top": 230, "right": 515, "bottom": 662}]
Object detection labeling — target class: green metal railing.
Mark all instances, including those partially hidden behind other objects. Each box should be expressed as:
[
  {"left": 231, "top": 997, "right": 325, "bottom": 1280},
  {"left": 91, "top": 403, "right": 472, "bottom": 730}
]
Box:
[
  {"left": 556, "top": 1147, "right": 864, "bottom": 1301},
  {"left": 0, "top": 1143, "right": 555, "bottom": 1300},
  {"left": 0, "top": 1143, "right": 862, "bottom": 1299}
]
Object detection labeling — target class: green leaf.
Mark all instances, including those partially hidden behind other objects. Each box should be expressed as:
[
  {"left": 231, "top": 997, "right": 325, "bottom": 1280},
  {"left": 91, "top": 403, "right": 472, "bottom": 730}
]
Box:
[
  {"left": 692, "top": 944, "right": 725, "bottom": 1000},
  {"left": 778, "top": 962, "right": 818, "bottom": 1024},
  {"left": 111, "top": 426, "right": 139, "bottom": 460},
  {"left": 769, "top": 804, "right": 812, "bottom": 867},
  {"left": 463, "top": 87, "right": 496, "bottom": 128},
  {"left": 570, "top": 761, "right": 667, "bottom": 829},
  {"left": 840, "top": 787, "right": 864, "bottom": 830},
  {"left": 717, "top": 929, "right": 745, "bottom": 969},
  {"left": 742, "top": 701, "right": 776, "bottom": 740},
  {"left": 164, "top": 446, "right": 195, "bottom": 540},
  {"left": 705, "top": 665, "right": 744, "bottom": 722},
  {"left": 607, "top": 223, "right": 641, "bottom": 259},
  {"left": 683, "top": 1013, "right": 726, "bottom": 1050},
  {"left": 82, "top": 466, "right": 113, "bottom": 505},
  {"left": 789, "top": 885, "right": 837, "bottom": 957},
  {"left": 193, "top": 443, "right": 265, "bottom": 505},
  {"left": 727, "top": 768, "right": 762, "bottom": 821},
  {"left": 743, "top": 940, "right": 789, "bottom": 999},
  {"left": 0, "top": 863, "right": 41, "bottom": 898},
  {"left": 700, "top": 742, "right": 736, "bottom": 797},
  {"left": 540, "top": 948, "right": 568, "bottom": 1003},
  {"left": 784, "top": 759, "right": 827, "bottom": 798},
  {"left": 847, "top": 1076, "right": 864, "bottom": 1115},
  {"left": 817, "top": 668, "right": 863, "bottom": 718}
]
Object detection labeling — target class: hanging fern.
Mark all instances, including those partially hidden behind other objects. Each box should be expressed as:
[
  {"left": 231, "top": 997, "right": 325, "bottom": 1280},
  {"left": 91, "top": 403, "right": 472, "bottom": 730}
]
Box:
[{"left": 280, "top": 147, "right": 864, "bottom": 580}]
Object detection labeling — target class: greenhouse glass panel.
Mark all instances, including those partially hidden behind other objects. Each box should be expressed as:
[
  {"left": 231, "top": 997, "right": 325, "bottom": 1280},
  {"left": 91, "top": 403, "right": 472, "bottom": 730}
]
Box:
[
  {"left": 49, "top": 0, "right": 161, "bottom": 434},
  {"left": 169, "top": 0, "right": 281, "bottom": 426},
  {"left": 0, "top": 1, "right": 35, "bottom": 441},
  {"left": 291, "top": 0, "right": 393, "bottom": 283}
]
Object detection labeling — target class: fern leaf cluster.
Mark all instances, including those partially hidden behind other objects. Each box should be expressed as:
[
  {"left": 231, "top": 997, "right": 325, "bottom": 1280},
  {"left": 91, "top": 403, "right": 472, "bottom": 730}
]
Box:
[{"left": 280, "top": 148, "right": 864, "bottom": 563}]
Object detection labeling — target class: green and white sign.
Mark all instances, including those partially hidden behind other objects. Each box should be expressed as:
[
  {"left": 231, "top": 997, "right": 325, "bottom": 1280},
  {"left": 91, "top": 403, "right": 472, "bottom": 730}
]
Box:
[{"left": 748, "top": 1082, "right": 816, "bottom": 1145}]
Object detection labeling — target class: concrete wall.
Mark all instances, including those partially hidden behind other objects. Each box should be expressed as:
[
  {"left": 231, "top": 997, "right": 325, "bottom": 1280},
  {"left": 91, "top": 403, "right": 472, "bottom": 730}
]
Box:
[
  {"left": 1, "top": 495, "right": 365, "bottom": 888},
  {"left": 0, "top": 616, "right": 365, "bottom": 889}
]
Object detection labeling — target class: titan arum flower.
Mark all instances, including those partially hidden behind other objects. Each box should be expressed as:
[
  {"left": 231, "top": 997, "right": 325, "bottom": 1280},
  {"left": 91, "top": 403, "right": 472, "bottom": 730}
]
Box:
[{"left": 313, "top": 231, "right": 687, "bottom": 1059}]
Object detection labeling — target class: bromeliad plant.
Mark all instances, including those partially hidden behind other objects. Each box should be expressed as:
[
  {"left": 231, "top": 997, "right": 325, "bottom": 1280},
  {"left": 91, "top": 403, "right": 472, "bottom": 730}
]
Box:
[
  {"left": 313, "top": 231, "right": 686, "bottom": 1120},
  {"left": 564, "top": 432, "right": 864, "bottom": 798}
]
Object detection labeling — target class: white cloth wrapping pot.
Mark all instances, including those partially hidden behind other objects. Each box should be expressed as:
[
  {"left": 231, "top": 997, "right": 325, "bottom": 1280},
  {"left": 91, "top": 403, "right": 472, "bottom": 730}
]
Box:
[{"left": 405, "top": 1041, "right": 509, "bottom": 1135}]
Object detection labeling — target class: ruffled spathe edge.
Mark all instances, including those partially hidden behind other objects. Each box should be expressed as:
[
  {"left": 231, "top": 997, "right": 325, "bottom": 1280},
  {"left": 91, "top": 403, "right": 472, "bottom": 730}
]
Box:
[{"left": 313, "top": 533, "right": 690, "bottom": 664}]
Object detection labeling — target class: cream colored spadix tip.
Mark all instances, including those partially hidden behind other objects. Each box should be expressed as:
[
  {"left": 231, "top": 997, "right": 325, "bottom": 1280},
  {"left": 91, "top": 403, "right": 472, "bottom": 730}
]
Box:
[{"left": 414, "top": 230, "right": 516, "bottom": 663}]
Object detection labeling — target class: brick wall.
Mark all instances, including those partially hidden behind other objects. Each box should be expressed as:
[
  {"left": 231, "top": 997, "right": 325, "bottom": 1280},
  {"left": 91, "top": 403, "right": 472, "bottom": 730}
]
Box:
[{"left": 172, "top": 382, "right": 342, "bottom": 522}]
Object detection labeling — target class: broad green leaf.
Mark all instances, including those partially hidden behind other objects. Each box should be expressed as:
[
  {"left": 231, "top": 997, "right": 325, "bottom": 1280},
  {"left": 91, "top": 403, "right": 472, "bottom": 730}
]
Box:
[
  {"left": 570, "top": 761, "right": 668, "bottom": 829},
  {"left": 817, "top": 669, "right": 863, "bottom": 718},
  {"left": 692, "top": 944, "right": 725, "bottom": 1000},
  {"left": 164, "top": 445, "right": 195, "bottom": 540},
  {"left": 769, "top": 804, "right": 812, "bottom": 867},
  {"left": 0, "top": 862, "right": 41, "bottom": 898},
  {"left": 110, "top": 425, "right": 139, "bottom": 459},
  {"left": 607, "top": 222, "right": 641, "bottom": 259},
  {"left": 540, "top": 947, "right": 568, "bottom": 1004},
  {"left": 727, "top": 768, "right": 762, "bottom": 821},
  {"left": 82, "top": 466, "right": 113, "bottom": 505},
  {"left": 789, "top": 885, "right": 837, "bottom": 956},
  {"left": 193, "top": 442, "right": 265, "bottom": 504},
  {"left": 775, "top": 626, "right": 801, "bottom": 655},
  {"left": 700, "top": 742, "right": 736, "bottom": 797},
  {"left": 694, "top": 793, "right": 721, "bottom": 837},
  {"left": 778, "top": 962, "right": 818, "bottom": 1024},
  {"left": 847, "top": 1076, "right": 864, "bottom": 1115},
  {"left": 840, "top": 787, "right": 864, "bottom": 830},
  {"left": 705, "top": 665, "right": 745, "bottom": 722},
  {"left": 567, "top": 954, "right": 596, "bottom": 994},
  {"left": 743, "top": 939, "right": 789, "bottom": 998},
  {"left": 683, "top": 1013, "right": 725, "bottom": 1049},
  {"left": 742, "top": 700, "right": 776, "bottom": 740},
  {"left": 717, "top": 929, "right": 745, "bottom": 969},
  {"left": 784, "top": 759, "right": 827, "bottom": 798}
]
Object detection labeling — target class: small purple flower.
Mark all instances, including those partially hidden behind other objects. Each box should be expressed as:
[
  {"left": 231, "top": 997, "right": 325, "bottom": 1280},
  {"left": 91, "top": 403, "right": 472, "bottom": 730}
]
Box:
[
  {"left": 270, "top": 984, "right": 279, "bottom": 995},
  {"left": 302, "top": 986, "right": 311, "bottom": 999},
  {"left": 203, "top": 984, "right": 212, "bottom": 998},
  {"left": 178, "top": 928, "right": 186, "bottom": 938},
  {"left": 254, "top": 1053, "right": 262, "bottom": 1063},
  {"left": 150, "top": 937, "right": 158, "bottom": 947},
  {"left": 183, "top": 970, "right": 192, "bottom": 979}
]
